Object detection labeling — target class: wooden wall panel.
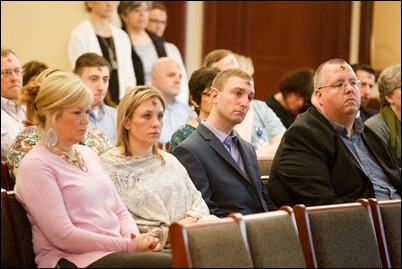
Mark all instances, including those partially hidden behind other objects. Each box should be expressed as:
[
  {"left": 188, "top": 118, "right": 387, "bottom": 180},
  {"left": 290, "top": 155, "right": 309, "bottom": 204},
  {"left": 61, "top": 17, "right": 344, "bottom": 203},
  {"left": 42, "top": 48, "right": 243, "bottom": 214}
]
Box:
[
  {"left": 161, "top": 1, "right": 187, "bottom": 63},
  {"left": 203, "top": 1, "right": 352, "bottom": 100},
  {"left": 359, "top": 1, "right": 374, "bottom": 64}
]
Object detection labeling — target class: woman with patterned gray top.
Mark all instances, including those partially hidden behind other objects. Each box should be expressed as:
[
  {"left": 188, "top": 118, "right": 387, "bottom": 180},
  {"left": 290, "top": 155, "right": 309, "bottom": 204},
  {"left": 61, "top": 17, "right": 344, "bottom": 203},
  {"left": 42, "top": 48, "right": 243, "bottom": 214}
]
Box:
[{"left": 101, "top": 85, "right": 216, "bottom": 249}]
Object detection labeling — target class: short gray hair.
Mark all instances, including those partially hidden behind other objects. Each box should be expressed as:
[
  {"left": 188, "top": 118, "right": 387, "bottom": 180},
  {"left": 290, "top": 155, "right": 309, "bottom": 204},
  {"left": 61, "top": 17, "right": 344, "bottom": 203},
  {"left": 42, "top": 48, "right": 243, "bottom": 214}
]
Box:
[{"left": 378, "top": 64, "right": 401, "bottom": 106}]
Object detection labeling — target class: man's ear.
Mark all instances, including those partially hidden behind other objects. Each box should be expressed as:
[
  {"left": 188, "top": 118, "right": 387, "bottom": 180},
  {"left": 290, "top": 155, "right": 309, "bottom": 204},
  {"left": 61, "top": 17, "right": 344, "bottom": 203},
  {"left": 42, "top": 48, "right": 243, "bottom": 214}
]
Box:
[
  {"left": 311, "top": 89, "right": 322, "bottom": 107},
  {"left": 209, "top": 87, "right": 219, "bottom": 102}
]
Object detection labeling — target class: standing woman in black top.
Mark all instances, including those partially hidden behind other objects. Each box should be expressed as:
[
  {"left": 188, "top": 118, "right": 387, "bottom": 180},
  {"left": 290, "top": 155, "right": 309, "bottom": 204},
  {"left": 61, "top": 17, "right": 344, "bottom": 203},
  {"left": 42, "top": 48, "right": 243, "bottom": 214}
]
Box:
[{"left": 118, "top": 1, "right": 167, "bottom": 86}]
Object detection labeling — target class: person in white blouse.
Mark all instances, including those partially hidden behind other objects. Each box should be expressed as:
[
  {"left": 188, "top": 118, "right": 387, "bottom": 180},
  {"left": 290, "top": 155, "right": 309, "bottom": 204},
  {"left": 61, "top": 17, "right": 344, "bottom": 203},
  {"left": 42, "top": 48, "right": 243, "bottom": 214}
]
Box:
[
  {"left": 68, "top": 1, "right": 136, "bottom": 105},
  {"left": 1, "top": 48, "right": 26, "bottom": 162},
  {"left": 146, "top": 1, "right": 189, "bottom": 105},
  {"left": 101, "top": 85, "right": 215, "bottom": 249}
]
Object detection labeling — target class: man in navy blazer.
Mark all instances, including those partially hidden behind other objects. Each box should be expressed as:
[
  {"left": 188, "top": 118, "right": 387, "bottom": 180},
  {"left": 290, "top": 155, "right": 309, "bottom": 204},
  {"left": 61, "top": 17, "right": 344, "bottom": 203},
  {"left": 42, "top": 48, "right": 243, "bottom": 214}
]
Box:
[{"left": 172, "top": 68, "right": 277, "bottom": 217}]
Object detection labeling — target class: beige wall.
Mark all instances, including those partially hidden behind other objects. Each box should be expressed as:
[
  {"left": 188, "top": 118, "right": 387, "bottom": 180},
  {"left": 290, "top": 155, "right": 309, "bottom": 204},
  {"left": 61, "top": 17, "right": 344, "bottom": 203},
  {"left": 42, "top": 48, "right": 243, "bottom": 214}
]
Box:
[
  {"left": 372, "top": 1, "right": 401, "bottom": 69},
  {"left": 1, "top": 2, "right": 87, "bottom": 70},
  {"left": 1, "top": 1, "right": 400, "bottom": 74},
  {"left": 1, "top": 1, "right": 120, "bottom": 70}
]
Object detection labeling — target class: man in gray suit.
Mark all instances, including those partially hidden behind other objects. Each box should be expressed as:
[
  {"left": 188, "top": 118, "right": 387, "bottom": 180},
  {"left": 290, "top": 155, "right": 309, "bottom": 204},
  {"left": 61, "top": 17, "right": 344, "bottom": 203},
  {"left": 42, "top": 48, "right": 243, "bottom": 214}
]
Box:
[{"left": 172, "top": 68, "right": 277, "bottom": 217}]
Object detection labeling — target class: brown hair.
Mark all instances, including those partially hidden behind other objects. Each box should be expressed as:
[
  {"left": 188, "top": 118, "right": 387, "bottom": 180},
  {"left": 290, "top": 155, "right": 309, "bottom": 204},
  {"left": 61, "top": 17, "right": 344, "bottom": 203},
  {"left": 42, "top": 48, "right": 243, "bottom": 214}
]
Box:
[
  {"left": 151, "top": 1, "right": 168, "bottom": 14},
  {"left": 280, "top": 68, "right": 314, "bottom": 100},
  {"left": 203, "top": 49, "right": 233, "bottom": 68},
  {"left": 73, "top": 52, "right": 111, "bottom": 75},
  {"left": 188, "top": 67, "right": 220, "bottom": 114},
  {"left": 22, "top": 60, "right": 48, "bottom": 86}
]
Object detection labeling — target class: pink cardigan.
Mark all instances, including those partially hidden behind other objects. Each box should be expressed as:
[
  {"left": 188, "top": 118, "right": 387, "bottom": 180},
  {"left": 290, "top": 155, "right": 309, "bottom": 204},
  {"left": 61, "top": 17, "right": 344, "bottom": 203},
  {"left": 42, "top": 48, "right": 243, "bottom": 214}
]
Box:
[{"left": 15, "top": 145, "right": 140, "bottom": 268}]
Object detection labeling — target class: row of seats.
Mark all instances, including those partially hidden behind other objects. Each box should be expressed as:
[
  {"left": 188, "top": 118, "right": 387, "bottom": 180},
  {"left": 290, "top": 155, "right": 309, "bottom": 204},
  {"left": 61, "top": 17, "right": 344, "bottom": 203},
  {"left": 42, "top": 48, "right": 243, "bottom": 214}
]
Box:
[
  {"left": 169, "top": 199, "right": 401, "bottom": 268},
  {"left": 1, "top": 189, "right": 36, "bottom": 268},
  {"left": 1, "top": 162, "right": 14, "bottom": 191},
  {"left": 1, "top": 185, "right": 400, "bottom": 268}
]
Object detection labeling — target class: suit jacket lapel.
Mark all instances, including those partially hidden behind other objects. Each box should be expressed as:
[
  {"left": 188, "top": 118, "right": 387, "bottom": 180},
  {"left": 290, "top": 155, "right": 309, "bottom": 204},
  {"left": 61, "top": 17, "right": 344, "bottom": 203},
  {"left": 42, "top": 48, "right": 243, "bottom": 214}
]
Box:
[{"left": 197, "top": 124, "right": 252, "bottom": 183}]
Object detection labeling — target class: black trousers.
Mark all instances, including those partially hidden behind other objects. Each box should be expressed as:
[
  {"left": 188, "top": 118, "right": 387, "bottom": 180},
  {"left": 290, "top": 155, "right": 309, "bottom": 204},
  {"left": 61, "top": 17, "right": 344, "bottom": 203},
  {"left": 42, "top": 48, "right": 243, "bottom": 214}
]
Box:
[{"left": 56, "top": 252, "right": 172, "bottom": 268}]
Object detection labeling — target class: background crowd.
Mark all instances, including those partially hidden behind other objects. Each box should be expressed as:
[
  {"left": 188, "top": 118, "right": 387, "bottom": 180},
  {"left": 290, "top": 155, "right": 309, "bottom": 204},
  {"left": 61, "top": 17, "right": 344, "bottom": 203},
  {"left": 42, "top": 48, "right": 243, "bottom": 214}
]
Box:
[{"left": 1, "top": 1, "right": 400, "bottom": 268}]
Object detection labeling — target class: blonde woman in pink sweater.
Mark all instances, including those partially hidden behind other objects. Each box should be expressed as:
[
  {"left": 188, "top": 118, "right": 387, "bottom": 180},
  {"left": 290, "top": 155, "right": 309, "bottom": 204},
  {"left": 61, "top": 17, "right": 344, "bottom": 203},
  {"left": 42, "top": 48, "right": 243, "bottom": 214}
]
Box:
[{"left": 15, "top": 70, "right": 171, "bottom": 268}]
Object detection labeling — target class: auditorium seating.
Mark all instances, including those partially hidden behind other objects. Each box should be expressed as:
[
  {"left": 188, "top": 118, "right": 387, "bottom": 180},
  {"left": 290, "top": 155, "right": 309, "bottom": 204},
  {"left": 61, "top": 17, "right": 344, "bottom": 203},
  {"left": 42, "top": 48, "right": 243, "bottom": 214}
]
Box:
[{"left": 1, "top": 189, "right": 36, "bottom": 268}]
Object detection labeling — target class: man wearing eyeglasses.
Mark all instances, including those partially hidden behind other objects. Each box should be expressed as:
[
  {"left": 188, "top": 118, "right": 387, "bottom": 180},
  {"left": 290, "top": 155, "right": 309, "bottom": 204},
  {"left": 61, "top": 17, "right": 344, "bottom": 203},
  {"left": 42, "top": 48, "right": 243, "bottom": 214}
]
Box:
[
  {"left": 1, "top": 48, "right": 26, "bottom": 162},
  {"left": 268, "top": 58, "right": 400, "bottom": 207},
  {"left": 146, "top": 1, "right": 189, "bottom": 106}
]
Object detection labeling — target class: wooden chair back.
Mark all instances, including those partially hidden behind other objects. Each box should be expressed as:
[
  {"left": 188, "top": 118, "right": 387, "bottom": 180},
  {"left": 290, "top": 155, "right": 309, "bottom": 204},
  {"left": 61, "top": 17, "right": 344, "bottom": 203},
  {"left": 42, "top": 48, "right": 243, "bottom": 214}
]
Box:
[
  {"left": 3, "top": 190, "right": 36, "bottom": 268},
  {"left": 1, "top": 162, "right": 14, "bottom": 191},
  {"left": 1, "top": 190, "right": 37, "bottom": 268},
  {"left": 368, "top": 198, "right": 401, "bottom": 268},
  {"left": 257, "top": 157, "right": 273, "bottom": 177},
  {"left": 1, "top": 189, "right": 19, "bottom": 267},
  {"left": 231, "top": 206, "right": 306, "bottom": 267},
  {"left": 293, "top": 200, "right": 383, "bottom": 268},
  {"left": 169, "top": 213, "right": 253, "bottom": 268}
]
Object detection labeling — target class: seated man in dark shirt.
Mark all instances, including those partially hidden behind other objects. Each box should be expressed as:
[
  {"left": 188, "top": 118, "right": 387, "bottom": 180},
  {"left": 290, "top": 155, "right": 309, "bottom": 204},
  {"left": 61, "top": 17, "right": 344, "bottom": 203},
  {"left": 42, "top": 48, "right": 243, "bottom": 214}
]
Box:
[{"left": 265, "top": 68, "right": 314, "bottom": 128}]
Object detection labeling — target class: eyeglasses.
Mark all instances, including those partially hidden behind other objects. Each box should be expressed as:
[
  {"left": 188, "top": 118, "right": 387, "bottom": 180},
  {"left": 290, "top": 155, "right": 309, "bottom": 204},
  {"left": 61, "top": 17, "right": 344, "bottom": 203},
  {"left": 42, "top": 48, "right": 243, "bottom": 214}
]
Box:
[
  {"left": 202, "top": 92, "right": 211, "bottom": 98},
  {"left": 318, "top": 80, "right": 362, "bottom": 90},
  {"left": 393, "top": 85, "right": 401, "bottom": 90},
  {"left": 149, "top": 19, "right": 167, "bottom": 25},
  {"left": 1, "top": 67, "right": 24, "bottom": 79}
]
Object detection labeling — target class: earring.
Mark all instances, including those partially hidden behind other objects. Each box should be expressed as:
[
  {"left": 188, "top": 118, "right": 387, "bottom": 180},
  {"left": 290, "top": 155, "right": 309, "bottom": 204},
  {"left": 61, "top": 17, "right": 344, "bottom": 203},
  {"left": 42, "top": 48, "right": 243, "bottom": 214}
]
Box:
[{"left": 45, "top": 128, "right": 58, "bottom": 147}]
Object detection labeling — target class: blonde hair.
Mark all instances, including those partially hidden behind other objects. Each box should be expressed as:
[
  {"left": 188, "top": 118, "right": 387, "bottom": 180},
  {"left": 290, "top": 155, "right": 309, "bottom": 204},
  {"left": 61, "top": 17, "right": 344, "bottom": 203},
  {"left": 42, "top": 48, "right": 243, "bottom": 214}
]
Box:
[
  {"left": 235, "top": 54, "right": 255, "bottom": 76},
  {"left": 211, "top": 68, "right": 254, "bottom": 92},
  {"left": 116, "top": 85, "right": 166, "bottom": 164},
  {"left": 18, "top": 69, "right": 93, "bottom": 129}
]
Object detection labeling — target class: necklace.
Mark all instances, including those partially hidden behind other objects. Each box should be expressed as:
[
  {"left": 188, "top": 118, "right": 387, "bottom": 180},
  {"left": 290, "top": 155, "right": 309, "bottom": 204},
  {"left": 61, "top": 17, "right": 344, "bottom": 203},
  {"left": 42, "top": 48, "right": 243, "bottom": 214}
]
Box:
[
  {"left": 50, "top": 145, "right": 88, "bottom": 172},
  {"left": 99, "top": 36, "right": 118, "bottom": 70}
]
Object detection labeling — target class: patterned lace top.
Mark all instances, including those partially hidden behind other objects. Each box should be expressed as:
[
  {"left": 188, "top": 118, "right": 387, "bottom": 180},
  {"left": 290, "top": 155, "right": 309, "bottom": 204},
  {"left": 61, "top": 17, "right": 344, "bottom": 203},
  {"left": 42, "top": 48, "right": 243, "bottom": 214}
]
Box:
[
  {"left": 6, "top": 125, "right": 112, "bottom": 181},
  {"left": 100, "top": 147, "right": 211, "bottom": 226}
]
